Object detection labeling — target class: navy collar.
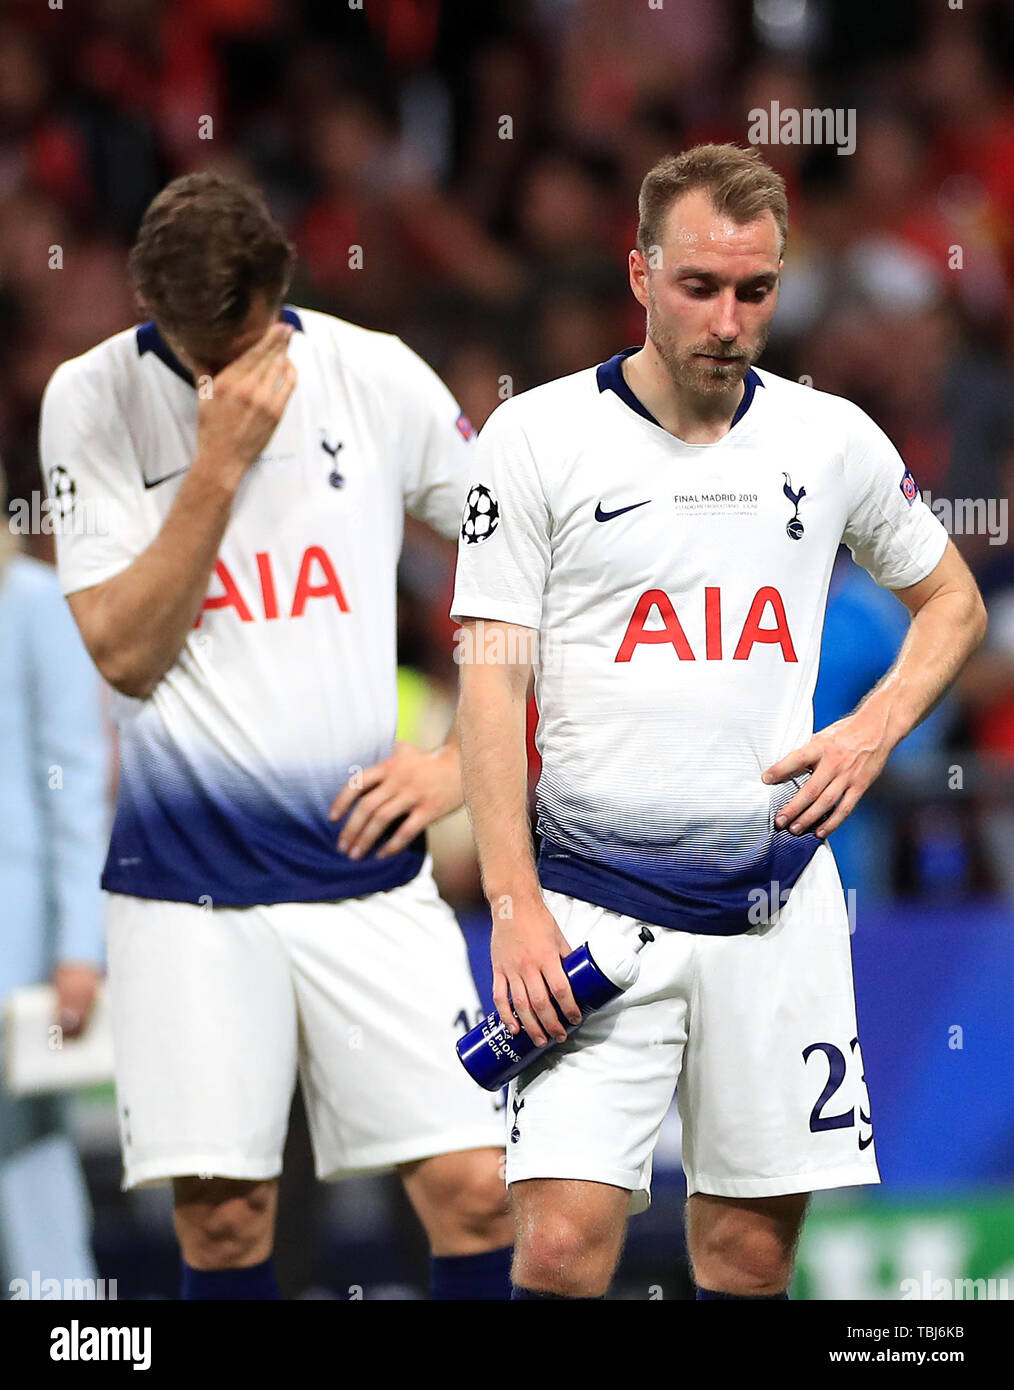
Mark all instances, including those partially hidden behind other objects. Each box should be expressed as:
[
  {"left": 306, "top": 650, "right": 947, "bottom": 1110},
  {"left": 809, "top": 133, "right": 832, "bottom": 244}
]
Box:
[
  {"left": 732, "top": 364, "right": 762, "bottom": 427},
  {"left": 596, "top": 346, "right": 764, "bottom": 433},
  {"left": 136, "top": 306, "right": 304, "bottom": 387}
]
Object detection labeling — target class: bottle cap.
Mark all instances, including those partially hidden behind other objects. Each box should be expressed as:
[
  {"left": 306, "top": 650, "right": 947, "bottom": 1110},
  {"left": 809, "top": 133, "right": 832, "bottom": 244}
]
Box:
[{"left": 584, "top": 916, "right": 654, "bottom": 991}]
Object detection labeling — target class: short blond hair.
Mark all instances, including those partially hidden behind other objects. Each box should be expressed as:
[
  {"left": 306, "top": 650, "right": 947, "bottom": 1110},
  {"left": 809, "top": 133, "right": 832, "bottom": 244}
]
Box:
[{"left": 637, "top": 143, "right": 788, "bottom": 259}]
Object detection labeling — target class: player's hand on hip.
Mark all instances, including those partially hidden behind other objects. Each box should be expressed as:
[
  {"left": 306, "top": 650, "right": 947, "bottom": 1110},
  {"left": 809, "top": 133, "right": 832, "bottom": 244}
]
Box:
[
  {"left": 762, "top": 705, "right": 892, "bottom": 839},
  {"left": 52, "top": 962, "right": 103, "bottom": 1040},
  {"left": 196, "top": 322, "right": 297, "bottom": 479},
  {"left": 490, "top": 898, "right": 582, "bottom": 1047},
  {"left": 328, "top": 740, "right": 463, "bottom": 861}
]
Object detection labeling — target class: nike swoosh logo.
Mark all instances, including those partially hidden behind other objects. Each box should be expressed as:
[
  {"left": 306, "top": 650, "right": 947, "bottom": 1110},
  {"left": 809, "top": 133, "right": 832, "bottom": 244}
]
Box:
[
  {"left": 858, "top": 1133, "right": 875, "bottom": 1150},
  {"left": 594, "top": 499, "right": 650, "bottom": 523},
  {"left": 142, "top": 467, "right": 189, "bottom": 490}
]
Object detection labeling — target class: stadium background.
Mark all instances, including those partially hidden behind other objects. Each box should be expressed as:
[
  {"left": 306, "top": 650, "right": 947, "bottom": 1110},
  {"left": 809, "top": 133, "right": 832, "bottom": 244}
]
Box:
[{"left": 1, "top": 0, "right": 1013, "bottom": 1299}]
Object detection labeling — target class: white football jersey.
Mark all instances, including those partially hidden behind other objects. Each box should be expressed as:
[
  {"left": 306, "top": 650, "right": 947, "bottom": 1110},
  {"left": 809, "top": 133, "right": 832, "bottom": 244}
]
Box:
[
  {"left": 42, "top": 307, "right": 475, "bottom": 906},
  {"left": 451, "top": 349, "right": 949, "bottom": 934}
]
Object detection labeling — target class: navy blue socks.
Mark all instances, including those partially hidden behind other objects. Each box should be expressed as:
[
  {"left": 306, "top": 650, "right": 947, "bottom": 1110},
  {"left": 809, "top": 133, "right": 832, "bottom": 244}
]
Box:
[
  {"left": 430, "top": 1245, "right": 513, "bottom": 1300},
  {"left": 511, "top": 1285, "right": 605, "bottom": 1299},
  {"left": 697, "top": 1287, "right": 789, "bottom": 1299},
  {"left": 180, "top": 1256, "right": 281, "bottom": 1300}
]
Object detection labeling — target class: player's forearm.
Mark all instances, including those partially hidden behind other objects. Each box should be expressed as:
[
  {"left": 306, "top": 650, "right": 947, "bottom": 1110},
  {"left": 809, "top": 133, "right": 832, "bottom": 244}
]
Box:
[
  {"left": 72, "top": 452, "right": 241, "bottom": 698},
  {"left": 458, "top": 658, "right": 541, "bottom": 910},
  {"left": 857, "top": 585, "right": 987, "bottom": 751}
]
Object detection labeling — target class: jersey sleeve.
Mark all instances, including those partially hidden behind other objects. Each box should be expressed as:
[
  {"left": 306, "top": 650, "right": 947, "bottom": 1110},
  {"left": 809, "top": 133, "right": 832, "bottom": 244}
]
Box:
[
  {"left": 40, "top": 358, "right": 147, "bottom": 596},
  {"left": 450, "top": 401, "right": 551, "bottom": 630},
  {"left": 391, "top": 338, "right": 476, "bottom": 541},
  {"left": 840, "top": 404, "right": 949, "bottom": 590}
]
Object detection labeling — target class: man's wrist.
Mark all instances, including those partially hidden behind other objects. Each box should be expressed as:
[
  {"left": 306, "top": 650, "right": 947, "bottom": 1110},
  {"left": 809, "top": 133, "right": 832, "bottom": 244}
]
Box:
[
  {"left": 484, "top": 881, "right": 544, "bottom": 914},
  {"left": 189, "top": 449, "right": 247, "bottom": 499},
  {"left": 437, "top": 726, "right": 461, "bottom": 759},
  {"left": 433, "top": 739, "right": 461, "bottom": 769},
  {"left": 856, "top": 684, "right": 907, "bottom": 757}
]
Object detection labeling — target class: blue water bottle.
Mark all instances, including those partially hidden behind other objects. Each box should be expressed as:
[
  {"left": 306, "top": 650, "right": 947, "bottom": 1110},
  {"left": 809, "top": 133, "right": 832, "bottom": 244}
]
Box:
[{"left": 457, "top": 920, "right": 654, "bottom": 1091}]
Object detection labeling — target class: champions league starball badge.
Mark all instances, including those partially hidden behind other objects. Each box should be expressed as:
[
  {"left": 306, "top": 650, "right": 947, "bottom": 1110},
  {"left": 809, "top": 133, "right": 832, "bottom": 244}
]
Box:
[
  {"left": 782, "top": 473, "right": 806, "bottom": 539},
  {"left": 461, "top": 483, "right": 500, "bottom": 544}
]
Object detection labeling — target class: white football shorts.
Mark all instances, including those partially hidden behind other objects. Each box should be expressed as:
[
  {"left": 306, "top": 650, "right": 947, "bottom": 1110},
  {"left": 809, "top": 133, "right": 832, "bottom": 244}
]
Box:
[
  {"left": 106, "top": 860, "right": 504, "bottom": 1189},
  {"left": 506, "top": 844, "right": 880, "bottom": 1211}
]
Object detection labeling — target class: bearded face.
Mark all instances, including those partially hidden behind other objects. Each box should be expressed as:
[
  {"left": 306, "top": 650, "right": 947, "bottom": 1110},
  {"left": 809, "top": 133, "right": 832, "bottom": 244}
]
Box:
[{"left": 645, "top": 274, "right": 772, "bottom": 396}]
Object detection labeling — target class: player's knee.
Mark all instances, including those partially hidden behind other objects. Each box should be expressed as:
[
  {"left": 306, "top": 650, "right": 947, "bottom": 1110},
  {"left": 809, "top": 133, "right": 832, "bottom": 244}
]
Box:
[
  {"left": 516, "top": 1214, "right": 616, "bottom": 1297},
  {"left": 692, "top": 1221, "right": 793, "bottom": 1294},
  {"left": 400, "top": 1150, "right": 509, "bottom": 1251},
  {"left": 178, "top": 1201, "right": 271, "bottom": 1269},
  {"left": 415, "top": 1151, "right": 511, "bottom": 1242},
  {"left": 454, "top": 1159, "right": 512, "bottom": 1239},
  {"left": 174, "top": 1180, "right": 275, "bottom": 1270}
]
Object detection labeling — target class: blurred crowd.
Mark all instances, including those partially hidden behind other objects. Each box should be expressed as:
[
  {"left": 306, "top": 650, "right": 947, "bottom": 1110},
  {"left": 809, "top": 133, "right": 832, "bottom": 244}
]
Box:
[{"left": 1, "top": 0, "right": 1013, "bottom": 904}]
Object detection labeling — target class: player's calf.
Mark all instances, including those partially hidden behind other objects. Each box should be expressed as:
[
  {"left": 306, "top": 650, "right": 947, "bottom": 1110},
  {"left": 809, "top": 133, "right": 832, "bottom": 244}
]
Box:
[
  {"left": 173, "top": 1176, "right": 278, "bottom": 1271},
  {"left": 687, "top": 1191, "right": 809, "bottom": 1298},
  {"left": 399, "top": 1148, "right": 513, "bottom": 1299}
]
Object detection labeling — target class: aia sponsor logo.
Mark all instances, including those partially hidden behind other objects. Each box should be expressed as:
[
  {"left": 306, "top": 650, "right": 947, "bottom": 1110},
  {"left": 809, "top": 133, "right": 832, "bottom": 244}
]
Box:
[
  {"left": 193, "top": 545, "right": 349, "bottom": 626},
  {"left": 615, "top": 586, "right": 797, "bottom": 663}
]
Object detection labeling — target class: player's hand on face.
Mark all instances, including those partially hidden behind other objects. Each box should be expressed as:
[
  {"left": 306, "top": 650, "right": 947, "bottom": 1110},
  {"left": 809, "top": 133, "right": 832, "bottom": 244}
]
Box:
[
  {"left": 490, "top": 899, "right": 583, "bottom": 1047},
  {"left": 328, "top": 740, "right": 464, "bottom": 861},
  {"left": 196, "top": 323, "right": 297, "bottom": 478},
  {"left": 52, "top": 962, "right": 103, "bottom": 1040},
  {"left": 762, "top": 705, "right": 892, "bottom": 839}
]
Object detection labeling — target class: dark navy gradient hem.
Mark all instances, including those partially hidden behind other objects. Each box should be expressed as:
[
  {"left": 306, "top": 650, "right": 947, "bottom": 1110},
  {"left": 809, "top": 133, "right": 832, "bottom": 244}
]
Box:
[
  {"left": 102, "top": 756, "right": 427, "bottom": 906},
  {"left": 537, "top": 835, "right": 822, "bottom": 935},
  {"left": 102, "top": 841, "right": 426, "bottom": 907}
]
